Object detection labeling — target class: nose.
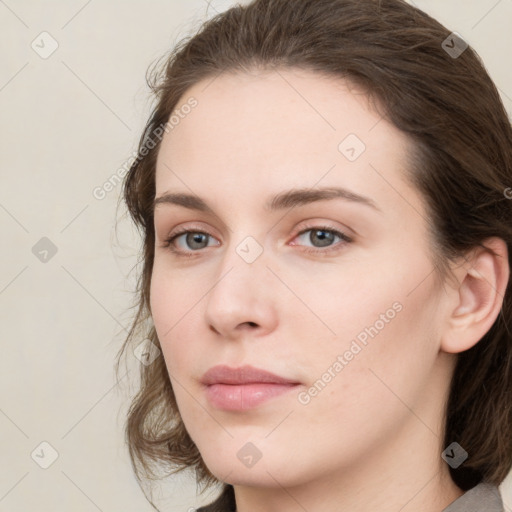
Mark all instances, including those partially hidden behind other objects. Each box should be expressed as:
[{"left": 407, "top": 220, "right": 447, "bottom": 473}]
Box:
[{"left": 204, "top": 238, "right": 279, "bottom": 340}]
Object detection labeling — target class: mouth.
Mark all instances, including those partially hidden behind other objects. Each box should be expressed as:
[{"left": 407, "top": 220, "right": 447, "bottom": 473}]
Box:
[{"left": 201, "top": 365, "right": 301, "bottom": 411}]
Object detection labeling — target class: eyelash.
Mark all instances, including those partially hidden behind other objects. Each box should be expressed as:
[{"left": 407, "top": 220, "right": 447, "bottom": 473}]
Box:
[{"left": 160, "top": 224, "right": 353, "bottom": 258}]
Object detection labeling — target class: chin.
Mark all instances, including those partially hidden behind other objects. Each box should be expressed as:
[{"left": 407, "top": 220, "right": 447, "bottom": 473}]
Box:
[{"left": 202, "top": 449, "right": 309, "bottom": 489}]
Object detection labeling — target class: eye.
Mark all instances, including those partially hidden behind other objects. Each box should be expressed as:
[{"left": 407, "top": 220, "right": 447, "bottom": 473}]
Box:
[
  {"left": 161, "top": 228, "right": 219, "bottom": 256},
  {"left": 291, "top": 225, "right": 352, "bottom": 255}
]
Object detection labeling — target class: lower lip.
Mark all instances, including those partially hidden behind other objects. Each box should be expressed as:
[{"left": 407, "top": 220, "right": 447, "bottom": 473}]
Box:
[{"left": 204, "top": 383, "right": 299, "bottom": 411}]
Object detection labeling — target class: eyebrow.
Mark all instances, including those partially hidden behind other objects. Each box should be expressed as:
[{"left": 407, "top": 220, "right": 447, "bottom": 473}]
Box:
[{"left": 153, "top": 186, "right": 380, "bottom": 213}]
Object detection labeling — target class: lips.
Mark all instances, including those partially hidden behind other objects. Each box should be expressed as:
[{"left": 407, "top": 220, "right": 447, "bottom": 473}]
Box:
[
  {"left": 201, "top": 365, "right": 301, "bottom": 411},
  {"left": 200, "top": 364, "right": 300, "bottom": 386}
]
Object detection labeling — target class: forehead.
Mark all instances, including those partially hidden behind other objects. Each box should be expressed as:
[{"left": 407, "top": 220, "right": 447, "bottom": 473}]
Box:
[{"left": 154, "top": 68, "right": 419, "bottom": 216}]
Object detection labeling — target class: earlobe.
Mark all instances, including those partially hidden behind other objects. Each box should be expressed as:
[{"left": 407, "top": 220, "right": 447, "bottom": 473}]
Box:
[{"left": 440, "top": 237, "right": 509, "bottom": 354}]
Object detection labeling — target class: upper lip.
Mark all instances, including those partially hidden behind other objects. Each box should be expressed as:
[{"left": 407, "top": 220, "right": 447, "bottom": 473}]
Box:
[{"left": 201, "top": 365, "right": 300, "bottom": 386}]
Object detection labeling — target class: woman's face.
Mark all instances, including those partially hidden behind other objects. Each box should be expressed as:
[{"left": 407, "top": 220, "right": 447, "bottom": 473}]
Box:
[{"left": 150, "top": 69, "right": 456, "bottom": 488}]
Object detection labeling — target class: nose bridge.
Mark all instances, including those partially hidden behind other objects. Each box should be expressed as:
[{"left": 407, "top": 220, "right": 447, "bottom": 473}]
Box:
[
  {"left": 211, "top": 233, "right": 268, "bottom": 300},
  {"left": 204, "top": 231, "right": 277, "bottom": 334}
]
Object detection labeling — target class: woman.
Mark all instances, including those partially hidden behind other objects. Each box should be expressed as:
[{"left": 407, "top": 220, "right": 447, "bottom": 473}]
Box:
[{"left": 116, "top": 0, "right": 512, "bottom": 510}]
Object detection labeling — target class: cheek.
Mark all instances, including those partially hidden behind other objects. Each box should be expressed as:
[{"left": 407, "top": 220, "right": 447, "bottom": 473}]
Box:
[
  {"left": 149, "top": 271, "right": 168, "bottom": 337},
  {"left": 288, "top": 260, "right": 401, "bottom": 351},
  {"left": 149, "top": 267, "right": 185, "bottom": 370},
  {"left": 149, "top": 260, "right": 192, "bottom": 336},
  {"left": 298, "top": 250, "right": 443, "bottom": 407},
  {"left": 295, "top": 287, "right": 441, "bottom": 455},
  {"left": 149, "top": 263, "right": 211, "bottom": 383}
]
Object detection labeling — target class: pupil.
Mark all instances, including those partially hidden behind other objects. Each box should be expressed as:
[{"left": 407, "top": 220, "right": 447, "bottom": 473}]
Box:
[
  {"left": 187, "top": 233, "right": 207, "bottom": 249},
  {"left": 312, "top": 230, "right": 333, "bottom": 247}
]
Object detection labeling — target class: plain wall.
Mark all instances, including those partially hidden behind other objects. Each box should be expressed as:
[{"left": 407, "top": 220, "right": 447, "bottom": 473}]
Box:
[{"left": 1, "top": 1, "right": 511, "bottom": 510}]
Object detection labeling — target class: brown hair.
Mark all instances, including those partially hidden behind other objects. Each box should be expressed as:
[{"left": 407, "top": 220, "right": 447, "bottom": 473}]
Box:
[{"left": 116, "top": 0, "right": 512, "bottom": 504}]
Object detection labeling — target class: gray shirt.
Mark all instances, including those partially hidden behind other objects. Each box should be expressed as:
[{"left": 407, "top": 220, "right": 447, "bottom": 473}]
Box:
[
  {"left": 442, "top": 482, "right": 504, "bottom": 511},
  {"left": 196, "top": 482, "right": 504, "bottom": 511}
]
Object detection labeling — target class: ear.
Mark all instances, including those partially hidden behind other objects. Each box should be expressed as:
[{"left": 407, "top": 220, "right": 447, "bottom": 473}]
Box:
[{"left": 440, "top": 237, "right": 509, "bottom": 354}]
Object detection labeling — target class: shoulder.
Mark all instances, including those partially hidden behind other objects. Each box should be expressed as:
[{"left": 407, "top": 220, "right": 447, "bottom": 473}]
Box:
[{"left": 443, "top": 482, "right": 504, "bottom": 512}]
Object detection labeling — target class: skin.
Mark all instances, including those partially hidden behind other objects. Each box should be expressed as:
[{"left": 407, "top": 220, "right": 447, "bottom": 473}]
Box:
[{"left": 150, "top": 68, "right": 508, "bottom": 512}]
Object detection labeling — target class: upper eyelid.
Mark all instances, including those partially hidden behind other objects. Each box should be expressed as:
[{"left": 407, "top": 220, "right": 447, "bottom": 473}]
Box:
[{"left": 165, "top": 222, "right": 348, "bottom": 238}]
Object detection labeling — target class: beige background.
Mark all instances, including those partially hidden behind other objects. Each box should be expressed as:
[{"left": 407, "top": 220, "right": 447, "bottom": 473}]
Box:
[{"left": 0, "top": 1, "right": 511, "bottom": 511}]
